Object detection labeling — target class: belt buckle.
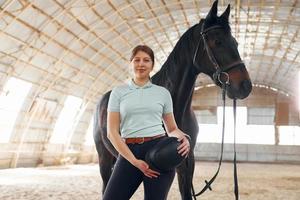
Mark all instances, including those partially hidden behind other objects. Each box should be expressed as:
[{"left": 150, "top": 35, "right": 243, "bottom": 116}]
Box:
[{"left": 138, "top": 137, "right": 145, "bottom": 144}]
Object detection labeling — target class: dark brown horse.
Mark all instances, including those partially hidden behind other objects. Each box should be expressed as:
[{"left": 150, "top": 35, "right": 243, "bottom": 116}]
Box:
[{"left": 93, "top": 1, "right": 252, "bottom": 199}]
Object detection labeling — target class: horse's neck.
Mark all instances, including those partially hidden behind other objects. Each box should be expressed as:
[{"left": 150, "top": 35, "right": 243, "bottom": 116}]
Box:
[
  {"left": 153, "top": 52, "right": 197, "bottom": 120},
  {"left": 170, "top": 64, "right": 197, "bottom": 121},
  {"left": 152, "top": 24, "right": 200, "bottom": 120}
]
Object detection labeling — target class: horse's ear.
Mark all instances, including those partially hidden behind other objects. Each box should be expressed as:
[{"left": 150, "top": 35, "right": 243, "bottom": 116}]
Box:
[
  {"left": 220, "top": 4, "right": 230, "bottom": 21},
  {"left": 206, "top": 0, "right": 218, "bottom": 20}
]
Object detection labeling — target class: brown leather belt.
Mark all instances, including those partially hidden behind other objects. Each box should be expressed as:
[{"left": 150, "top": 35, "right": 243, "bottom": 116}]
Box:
[{"left": 124, "top": 133, "right": 165, "bottom": 144}]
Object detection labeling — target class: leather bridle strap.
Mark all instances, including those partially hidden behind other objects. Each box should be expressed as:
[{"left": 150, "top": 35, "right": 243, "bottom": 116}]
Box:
[{"left": 192, "top": 23, "right": 244, "bottom": 84}]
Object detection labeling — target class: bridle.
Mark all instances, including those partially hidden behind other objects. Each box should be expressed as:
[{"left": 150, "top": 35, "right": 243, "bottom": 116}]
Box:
[
  {"left": 191, "top": 22, "right": 240, "bottom": 200},
  {"left": 192, "top": 22, "right": 244, "bottom": 85}
]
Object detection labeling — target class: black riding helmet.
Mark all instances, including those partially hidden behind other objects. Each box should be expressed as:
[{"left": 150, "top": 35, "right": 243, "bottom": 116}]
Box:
[{"left": 145, "top": 137, "right": 186, "bottom": 173}]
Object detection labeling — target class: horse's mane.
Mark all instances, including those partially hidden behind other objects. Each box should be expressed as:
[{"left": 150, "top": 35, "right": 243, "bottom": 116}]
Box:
[
  {"left": 161, "top": 24, "right": 198, "bottom": 69},
  {"left": 152, "top": 17, "right": 231, "bottom": 93},
  {"left": 152, "top": 23, "right": 200, "bottom": 93}
]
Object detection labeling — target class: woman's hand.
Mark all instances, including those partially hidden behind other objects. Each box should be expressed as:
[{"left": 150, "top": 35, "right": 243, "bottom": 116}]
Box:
[
  {"left": 162, "top": 113, "right": 191, "bottom": 157},
  {"left": 133, "top": 159, "right": 160, "bottom": 178},
  {"left": 177, "top": 135, "right": 190, "bottom": 157}
]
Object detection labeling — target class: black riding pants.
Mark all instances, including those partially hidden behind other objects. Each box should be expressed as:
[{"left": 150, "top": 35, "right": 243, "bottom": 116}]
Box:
[{"left": 102, "top": 137, "right": 175, "bottom": 200}]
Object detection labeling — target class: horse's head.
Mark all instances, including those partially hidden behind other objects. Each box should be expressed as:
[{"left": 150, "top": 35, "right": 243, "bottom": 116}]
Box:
[{"left": 193, "top": 0, "right": 252, "bottom": 99}]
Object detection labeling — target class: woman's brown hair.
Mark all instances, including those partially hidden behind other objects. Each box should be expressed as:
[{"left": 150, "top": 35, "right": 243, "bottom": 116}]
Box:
[{"left": 130, "top": 45, "right": 155, "bottom": 67}]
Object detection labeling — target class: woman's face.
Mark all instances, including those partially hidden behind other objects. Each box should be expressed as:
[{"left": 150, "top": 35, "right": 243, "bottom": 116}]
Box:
[{"left": 131, "top": 51, "right": 153, "bottom": 80}]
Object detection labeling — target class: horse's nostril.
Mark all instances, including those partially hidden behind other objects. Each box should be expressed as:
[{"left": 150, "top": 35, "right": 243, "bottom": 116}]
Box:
[{"left": 242, "top": 80, "right": 252, "bottom": 91}]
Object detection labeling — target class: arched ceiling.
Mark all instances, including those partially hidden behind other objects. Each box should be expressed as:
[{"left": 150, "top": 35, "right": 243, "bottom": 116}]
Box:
[{"left": 0, "top": 0, "right": 299, "bottom": 104}]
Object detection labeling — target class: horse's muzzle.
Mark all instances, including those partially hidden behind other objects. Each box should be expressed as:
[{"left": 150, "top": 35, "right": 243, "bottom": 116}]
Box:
[{"left": 227, "top": 79, "right": 252, "bottom": 99}]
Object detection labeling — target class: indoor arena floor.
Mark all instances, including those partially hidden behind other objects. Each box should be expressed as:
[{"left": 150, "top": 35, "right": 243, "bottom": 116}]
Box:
[{"left": 0, "top": 162, "right": 299, "bottom": 200}]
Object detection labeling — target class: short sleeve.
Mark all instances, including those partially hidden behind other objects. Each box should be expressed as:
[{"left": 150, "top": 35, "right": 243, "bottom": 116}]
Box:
[
  {"left": 107, "top": 87, "right": 121, "bottom": 112},
  {"left": 163, "top": 88, "right": 173, "bottom": 114}
]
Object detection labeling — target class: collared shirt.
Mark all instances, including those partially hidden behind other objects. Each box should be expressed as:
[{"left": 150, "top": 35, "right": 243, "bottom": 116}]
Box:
[{"left": 107, "top": 79, "right": 173, "bottom": 138}]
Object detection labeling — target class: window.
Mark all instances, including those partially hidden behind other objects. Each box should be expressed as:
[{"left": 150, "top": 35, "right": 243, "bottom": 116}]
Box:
[
  {"left": 194, "top": 108, "right": 217, "bottom": 124},
  {"left": 242, "top": 124, "right": 275, "bottom": 144},
  {"left": 197, "top": 123, "right": 220, "bottom": 143},
  {"left": 247, "top": 107, "right": 275, "bottom": 125},
  {"left": 217, "top": 106, "right": 248, "bottom": 144},
  {"left": 0, "top": 77, "right": 32, "bottom": 143},
  {"left": 197, "top": 107, "right": 247, "bottom": 143},
  {"left": 50, "top": 95, "right": 82, "bottom": 144},
  {"left": 197, "top": 106, "right": 275, "bottom": 144},
  {"left": 84, "top": 116, "right": 94, "bottom": 145},
  {"left": 279, "top": 126, "right": 300, "bottom": 145}
]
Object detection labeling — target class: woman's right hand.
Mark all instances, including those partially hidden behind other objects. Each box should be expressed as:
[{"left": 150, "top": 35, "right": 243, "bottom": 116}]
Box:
[{"left": 133, "top": 159, "right": 160, "bottom": 178}]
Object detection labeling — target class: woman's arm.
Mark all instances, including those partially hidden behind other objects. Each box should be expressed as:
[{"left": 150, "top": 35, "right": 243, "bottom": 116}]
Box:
[
  {"left": 162, "top": 113, "right": 190, "bottom": 157},
  {"left": 107, "top": 111, "right": 160, "bottom": 178},
  {"left": 107, "top": 112, "right": 136, "bottom": 164}
]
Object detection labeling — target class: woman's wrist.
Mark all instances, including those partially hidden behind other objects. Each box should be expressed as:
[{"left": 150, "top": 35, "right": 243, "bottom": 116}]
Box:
[
  {"left": 183, "top": 133, "right": 191, "bottom": 141},
  {"left": 169, "top": 128, "right": 182, "bottom": 138},
  {"left": 129, "top": 157, "right": 139, "bottom": 166},
  {"left": 169, "top": 129, "right": 191, "bottom": 141}
]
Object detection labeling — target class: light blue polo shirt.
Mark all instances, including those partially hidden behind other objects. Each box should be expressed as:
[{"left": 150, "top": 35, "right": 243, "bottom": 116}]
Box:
[{"left": 107, "top": 79, "right": 173, "bottom": 138}]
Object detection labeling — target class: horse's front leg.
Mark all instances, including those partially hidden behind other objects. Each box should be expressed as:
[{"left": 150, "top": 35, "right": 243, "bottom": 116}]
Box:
[
  {"left": 98, "top": 144, "right": 116, "bottom": 194},
  {"left": 177, "top": 150, "right": 195, "bottom": 200},
  {"left": 94, "top": 128, "right": 116, "bottom": 194}
]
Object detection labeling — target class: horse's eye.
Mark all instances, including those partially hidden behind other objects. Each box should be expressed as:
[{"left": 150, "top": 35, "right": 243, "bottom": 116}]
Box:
[{"left": 215, "top": 39, "right": 222, "bottom": 46}]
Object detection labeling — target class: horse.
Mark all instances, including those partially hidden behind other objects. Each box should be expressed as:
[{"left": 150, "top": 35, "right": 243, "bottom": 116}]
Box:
[{"left": 93, "top": 1, "right": 252, "bottom": 199}]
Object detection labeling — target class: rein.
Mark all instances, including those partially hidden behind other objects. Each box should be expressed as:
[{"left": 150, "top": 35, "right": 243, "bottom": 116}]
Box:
[
  {"left": 191, "top": 22, "right": 240, "bottom": 199},
  {"left": 191, "top": 77, "right": 239, "bottom": 200}
]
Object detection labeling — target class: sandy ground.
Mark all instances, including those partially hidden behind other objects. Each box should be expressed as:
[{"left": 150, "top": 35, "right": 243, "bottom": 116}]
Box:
[{"left": 0, "top": 162, "right": 299, "bottom": 200}]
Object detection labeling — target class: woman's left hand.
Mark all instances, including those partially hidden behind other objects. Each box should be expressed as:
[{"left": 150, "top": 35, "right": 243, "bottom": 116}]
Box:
[{"left": 177, "top": 135, "right": 190, "bottom": 157}]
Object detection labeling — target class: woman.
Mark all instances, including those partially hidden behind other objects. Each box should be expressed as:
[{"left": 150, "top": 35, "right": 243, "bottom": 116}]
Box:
[{"left": 103, "top": 45, "right": 190, "bottom": 200}]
